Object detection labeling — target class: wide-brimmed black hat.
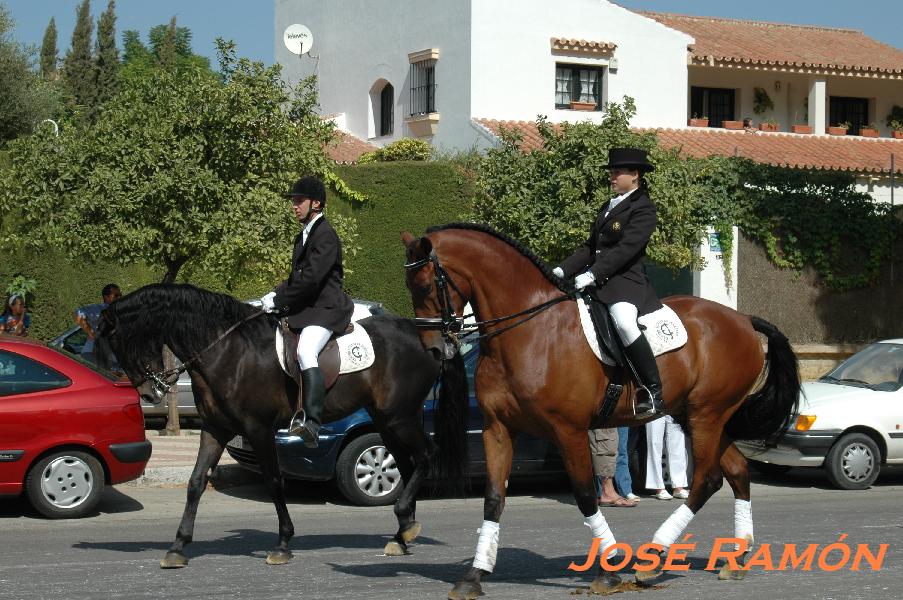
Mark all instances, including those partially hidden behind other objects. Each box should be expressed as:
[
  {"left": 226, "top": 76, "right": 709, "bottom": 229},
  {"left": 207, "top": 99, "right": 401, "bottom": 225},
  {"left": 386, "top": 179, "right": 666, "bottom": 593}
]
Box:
[
  {"left": 602, "top": 147, "right": 655, "bottom": 172},
  {"left": 285, "top": 176, "right": 327, "bottom": 204}
]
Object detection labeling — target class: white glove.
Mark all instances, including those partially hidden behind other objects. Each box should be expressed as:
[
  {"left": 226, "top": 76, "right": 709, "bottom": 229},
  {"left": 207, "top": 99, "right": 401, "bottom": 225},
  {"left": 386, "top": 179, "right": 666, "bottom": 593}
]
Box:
[
  {"left": 574, "top": 271, "right": 596, "bottom": 290},
  {"left": 260, "top": 291, "right": 277, "bottom": 312},
  {"left": 552, "top": 267, "right": 564, "bottom": 278}
]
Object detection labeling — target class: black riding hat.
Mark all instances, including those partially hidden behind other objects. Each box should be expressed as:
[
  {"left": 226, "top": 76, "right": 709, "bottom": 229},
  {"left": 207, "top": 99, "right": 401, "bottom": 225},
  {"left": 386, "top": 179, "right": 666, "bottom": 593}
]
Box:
[
  {"left": 285, "top": 176, "right": 327, "bottom": 205},
  {"left": 602, "top": 147, "right": 655, "bottom": 173}
]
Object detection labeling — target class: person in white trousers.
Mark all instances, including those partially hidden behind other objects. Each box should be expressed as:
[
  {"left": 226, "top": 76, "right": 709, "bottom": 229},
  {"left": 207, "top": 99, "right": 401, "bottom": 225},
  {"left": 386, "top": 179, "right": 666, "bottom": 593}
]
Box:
[{"left": 645, "top": 415, "right": 689, "bottom": 500}]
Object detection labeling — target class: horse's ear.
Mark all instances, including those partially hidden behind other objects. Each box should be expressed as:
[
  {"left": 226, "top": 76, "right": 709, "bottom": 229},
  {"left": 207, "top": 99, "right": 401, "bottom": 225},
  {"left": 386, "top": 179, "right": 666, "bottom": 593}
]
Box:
[{"left": 400, "top": 231, "right": 415, "bottom": 246}]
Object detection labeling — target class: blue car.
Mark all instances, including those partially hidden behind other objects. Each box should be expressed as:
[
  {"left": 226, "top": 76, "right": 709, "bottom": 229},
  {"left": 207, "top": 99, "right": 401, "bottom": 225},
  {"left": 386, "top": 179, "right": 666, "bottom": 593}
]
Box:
[{"left": 225, "top": 336, "right": 565, "bottom": 506}]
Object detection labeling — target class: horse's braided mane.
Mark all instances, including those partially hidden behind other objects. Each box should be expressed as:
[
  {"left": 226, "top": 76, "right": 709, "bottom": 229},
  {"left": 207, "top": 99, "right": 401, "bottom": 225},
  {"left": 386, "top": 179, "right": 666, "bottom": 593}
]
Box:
[{"left": 425, "top": 222, "right": 569, "bottom": 291}]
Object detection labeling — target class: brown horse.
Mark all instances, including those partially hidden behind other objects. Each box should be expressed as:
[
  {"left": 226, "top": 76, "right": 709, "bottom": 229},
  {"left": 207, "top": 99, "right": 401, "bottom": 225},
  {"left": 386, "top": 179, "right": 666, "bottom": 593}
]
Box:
[{"left": 401, "top": 223, "right": 800, "bottom": 599}]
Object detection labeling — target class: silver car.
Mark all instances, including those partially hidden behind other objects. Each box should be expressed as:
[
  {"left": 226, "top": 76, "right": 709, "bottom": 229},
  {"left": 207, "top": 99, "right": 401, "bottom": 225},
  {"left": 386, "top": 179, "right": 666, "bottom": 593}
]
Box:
[{"left": 50, "top": 299, "right": 386, "bottom": 419}]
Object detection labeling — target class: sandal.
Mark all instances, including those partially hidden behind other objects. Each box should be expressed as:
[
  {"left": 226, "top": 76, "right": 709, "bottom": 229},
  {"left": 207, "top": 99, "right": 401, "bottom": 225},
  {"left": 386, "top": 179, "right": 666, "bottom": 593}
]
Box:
[{"left": 598, "top": 496, "right": 638, "bottom": 507}]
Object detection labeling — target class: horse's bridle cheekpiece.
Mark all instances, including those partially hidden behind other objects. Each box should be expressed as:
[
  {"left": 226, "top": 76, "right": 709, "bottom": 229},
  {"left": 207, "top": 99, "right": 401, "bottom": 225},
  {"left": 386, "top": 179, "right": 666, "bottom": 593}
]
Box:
[{"left": 404, "top": 247, "right": 574, "bottom": 347}]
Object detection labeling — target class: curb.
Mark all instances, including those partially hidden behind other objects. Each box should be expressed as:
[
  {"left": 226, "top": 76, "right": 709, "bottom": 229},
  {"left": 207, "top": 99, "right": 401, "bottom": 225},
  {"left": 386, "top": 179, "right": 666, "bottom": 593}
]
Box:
[{"left": 125, "top": 464, "right": 261, "bottom": 488}]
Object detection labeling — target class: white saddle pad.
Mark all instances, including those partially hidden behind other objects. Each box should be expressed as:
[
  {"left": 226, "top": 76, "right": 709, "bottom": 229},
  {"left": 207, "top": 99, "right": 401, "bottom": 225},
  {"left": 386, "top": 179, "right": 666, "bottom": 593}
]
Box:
[
  {"left": 577, "top": 299, "right": 687, "bottom": 366},
  {"left": 275, "top": 323, "right": 376, "bottom": 375}
]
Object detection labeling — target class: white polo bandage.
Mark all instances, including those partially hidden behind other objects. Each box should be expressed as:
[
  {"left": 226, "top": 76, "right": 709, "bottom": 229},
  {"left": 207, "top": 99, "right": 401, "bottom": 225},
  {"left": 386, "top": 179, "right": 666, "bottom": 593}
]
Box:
[
  {"left": 652, "top": 504, "right": 695, "bottom": 550},
  {"left": 584, "top": 510, "right": 617, "bottom": 559},
  {"left": 734, "top": 499, "right": 754, "bottom": 550},
  {"left": 472, "top": 520, "right": 500, "bottom": 572}
]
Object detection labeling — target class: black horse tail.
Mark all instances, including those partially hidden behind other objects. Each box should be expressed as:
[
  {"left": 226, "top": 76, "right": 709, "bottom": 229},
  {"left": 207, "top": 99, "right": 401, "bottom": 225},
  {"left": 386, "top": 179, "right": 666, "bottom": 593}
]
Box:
[
  {"left": 431, "top": 352, "right": 469, "bottom": 487},
  {"left": 725, "top": 316, "right": 801, "bottom": 441}
]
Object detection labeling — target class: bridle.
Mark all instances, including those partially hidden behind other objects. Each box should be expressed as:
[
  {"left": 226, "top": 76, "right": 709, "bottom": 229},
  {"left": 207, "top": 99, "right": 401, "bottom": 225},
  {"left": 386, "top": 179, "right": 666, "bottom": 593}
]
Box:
[
  {"left": 115, "top": 309, "right": 268, "bottom": 401},
  {"left": 404, "top": 249, "right": 574, "bottom": 348}
]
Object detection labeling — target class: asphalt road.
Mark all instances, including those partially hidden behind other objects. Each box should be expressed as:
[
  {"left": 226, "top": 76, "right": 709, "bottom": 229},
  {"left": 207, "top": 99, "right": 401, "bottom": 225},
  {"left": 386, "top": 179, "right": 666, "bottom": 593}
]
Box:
[{"left": 1, "top": 469, "right": 901, "bottom": 600}]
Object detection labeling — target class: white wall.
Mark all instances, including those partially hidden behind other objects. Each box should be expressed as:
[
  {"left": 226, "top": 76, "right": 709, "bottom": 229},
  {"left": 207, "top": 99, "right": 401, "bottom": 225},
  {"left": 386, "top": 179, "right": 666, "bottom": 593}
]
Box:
[
  {"left": 694, "top": 226, "right": 738, "bottom": 309},
  {"left": 274, "top": 0, "right": 478, "bottom": 151},
  {"left": 856, "top": 177, "right": 901, "bottom": 205},
  {"left": 470, "top": 0, "right": 692, "bottom": 128}
]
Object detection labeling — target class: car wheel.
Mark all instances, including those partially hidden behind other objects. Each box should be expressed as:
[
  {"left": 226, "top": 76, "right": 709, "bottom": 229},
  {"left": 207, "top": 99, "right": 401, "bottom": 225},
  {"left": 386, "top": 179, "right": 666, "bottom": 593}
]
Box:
[
  {"left": 335, "top": 433, "right": 403, "bottom": 507},
  {"left": 25, "top": 450, "right": 105, "bottom": 519},
  {"left": 750, "top": 460, "right": 793, "bottom": 476},
  {"left": 825, "top": 433, "right": 881, "bottom": 490}
]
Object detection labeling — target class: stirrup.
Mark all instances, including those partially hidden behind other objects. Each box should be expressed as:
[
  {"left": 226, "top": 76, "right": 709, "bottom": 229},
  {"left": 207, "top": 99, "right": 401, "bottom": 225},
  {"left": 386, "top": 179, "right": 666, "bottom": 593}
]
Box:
[
  {"left": 276, "top": 408, "right": 307, "bottom": 437},
  {"left": 633, "top": 386, "right": 663, "bottom": 418}
]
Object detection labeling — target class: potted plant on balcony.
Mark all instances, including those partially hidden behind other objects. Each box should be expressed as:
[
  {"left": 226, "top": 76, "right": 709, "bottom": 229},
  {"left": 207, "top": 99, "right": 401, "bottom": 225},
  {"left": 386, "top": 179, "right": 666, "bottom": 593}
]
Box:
[
  {"left": 759, "top": 118, "right": 780, "bottom": 132},
  {"left": 859, "top": 123, "right": 880, "bottom": 138},
  {"left": 722, "top": 119, "right": 744, "bottom": 130},
  {"left": 886, "top": 105, "right": 903, "bottom": 139},
  {"left": 827, "top": 122, "right": 850, "bottom": 136},
  {"left": 570, "top": 100, "right": 597, "bottom": 111},
  {"left": 688, "top": 114, "right": 708, "bottom": 127}
]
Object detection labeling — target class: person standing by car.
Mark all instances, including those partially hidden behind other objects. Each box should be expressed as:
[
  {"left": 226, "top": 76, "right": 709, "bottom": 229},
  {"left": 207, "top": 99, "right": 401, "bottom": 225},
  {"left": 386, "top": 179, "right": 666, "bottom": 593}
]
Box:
[
  {"left": 74, "top": 283, "right": 121, "bottom": 363},
  {"left": 260, "top": 176, "right": 354, "bottom": 448},
  {"left": 1, "top": 294, "right": 30, "bottom": 336}
]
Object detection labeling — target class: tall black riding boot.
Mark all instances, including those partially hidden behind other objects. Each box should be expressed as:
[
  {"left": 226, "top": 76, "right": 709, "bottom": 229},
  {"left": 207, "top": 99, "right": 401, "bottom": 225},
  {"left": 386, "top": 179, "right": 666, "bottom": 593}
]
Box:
[
  {"left": 624, "top": 336, "right": 664, "bottom": 418},
  {"left": 297, "top": 367, "right": 325, "bottom": 448}
]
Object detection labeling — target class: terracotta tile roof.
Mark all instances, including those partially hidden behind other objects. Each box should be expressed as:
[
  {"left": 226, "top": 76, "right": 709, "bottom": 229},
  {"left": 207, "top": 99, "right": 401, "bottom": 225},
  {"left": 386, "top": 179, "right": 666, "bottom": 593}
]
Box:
[
  {"left": 324, "top": 130, "right": 378, "bottom": 164},
  {"left": 550, "top": 37, "right": 617, "bottom": 55},
  {"left": 640, "top": 11, "right": 903, "bottom": 77},
  {"left": 473, "top": 118, "right": 903, "bottom": 175}
]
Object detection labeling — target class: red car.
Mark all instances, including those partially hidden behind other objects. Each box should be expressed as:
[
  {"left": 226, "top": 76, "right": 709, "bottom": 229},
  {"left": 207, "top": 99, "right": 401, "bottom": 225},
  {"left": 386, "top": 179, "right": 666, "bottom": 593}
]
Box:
[{"left": 0, "top": 334, "right": 150, "bottom": 518}]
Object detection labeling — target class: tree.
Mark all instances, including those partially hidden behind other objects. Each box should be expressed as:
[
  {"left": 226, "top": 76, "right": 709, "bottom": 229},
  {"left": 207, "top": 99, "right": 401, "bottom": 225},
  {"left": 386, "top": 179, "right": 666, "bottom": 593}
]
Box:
[
  {"left": 0, "top": 6, "right": 60, "bottom": 143},
  {"left": 120, "top": 20, "right": 212, "bottom": 85},
  {"left": 1, "top": 40, "right": 363, "bottom": 287},
  {"left": 156, "top": 16, "right": 177, "bottom": 71},
  {"left": 472, "top": 98, "right": 742, "bottom": 271},
  {"left": 62, "top": 0, "right": 95, "bottom": 110},
  {"left": 93, "top": 0, "right": 118, "bottom": 108},
  {"left": 40, "top": 17, "right": 57, "bottom": 80}
]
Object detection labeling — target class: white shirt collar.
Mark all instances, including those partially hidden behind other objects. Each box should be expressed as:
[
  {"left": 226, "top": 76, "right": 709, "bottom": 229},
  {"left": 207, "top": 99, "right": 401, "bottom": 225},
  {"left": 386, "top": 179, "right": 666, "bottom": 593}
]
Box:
[
  {"left": 302, "top": 212, "right": 324, "bottom": 243},
  {"left": 612, "top": 186, "right": 638, "bottom": 203}
]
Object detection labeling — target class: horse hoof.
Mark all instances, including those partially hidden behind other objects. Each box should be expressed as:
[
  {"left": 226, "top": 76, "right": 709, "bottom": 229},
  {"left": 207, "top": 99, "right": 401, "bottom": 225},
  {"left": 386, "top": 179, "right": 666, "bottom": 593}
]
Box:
[
  {"left": 266, "top": 549, "right": 293, "bottom": 565},
  {"left": 590, "top": 572, "right": 622, "bottom": 593},
  {"left": 718, "top": 564, "right": 748, "bottom": 580},
  {"left": 448, "top": 581, "right": 482, "bottom": 600},
  {"left": 160, "top": 551, "right": 188, "bottom": 569},
  {"left": 635, "top": 567, "right": 663, "bottom": 587},
  {"left": 401, "top": 521, "right": 422, "bottom": 544},
  {"left": 383, "top": 540, "right": 408, "bottom": 556}
]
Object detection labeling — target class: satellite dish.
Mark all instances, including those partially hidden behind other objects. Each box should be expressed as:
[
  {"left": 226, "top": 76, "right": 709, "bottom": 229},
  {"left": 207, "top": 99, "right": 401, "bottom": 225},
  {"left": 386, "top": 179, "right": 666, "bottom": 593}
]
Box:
[{"left": 283, "top": 24, "right": 313, "bottom": 56}]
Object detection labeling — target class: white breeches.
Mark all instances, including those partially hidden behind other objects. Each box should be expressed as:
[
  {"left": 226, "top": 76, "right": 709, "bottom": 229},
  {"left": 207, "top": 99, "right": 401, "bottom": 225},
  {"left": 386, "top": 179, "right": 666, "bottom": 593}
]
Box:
[
  {"left": 645, "top": 414, "right": 689, "bottom": 489},
  {"left": 608, "top": 301, "right": 641, "bottom": 346},
  {"left": 297, "top": 325, "right": 332, "bottom": 369}
]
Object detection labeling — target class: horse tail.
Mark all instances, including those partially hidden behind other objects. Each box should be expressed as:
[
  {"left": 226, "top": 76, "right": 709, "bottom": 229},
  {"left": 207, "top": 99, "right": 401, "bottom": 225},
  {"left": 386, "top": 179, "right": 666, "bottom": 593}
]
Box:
[
  {"left": 725, "top": 316, "right": 801, "bottom": 441},
  {"left": 431, "top": 352, "right": 469, "bottom": 486}
]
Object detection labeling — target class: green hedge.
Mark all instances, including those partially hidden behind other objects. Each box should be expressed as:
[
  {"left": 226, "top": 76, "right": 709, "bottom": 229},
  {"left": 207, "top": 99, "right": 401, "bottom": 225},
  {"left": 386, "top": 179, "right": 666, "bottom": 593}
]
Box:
[{"left": 332, "top": 161, "right": 473, "bottom": 315}]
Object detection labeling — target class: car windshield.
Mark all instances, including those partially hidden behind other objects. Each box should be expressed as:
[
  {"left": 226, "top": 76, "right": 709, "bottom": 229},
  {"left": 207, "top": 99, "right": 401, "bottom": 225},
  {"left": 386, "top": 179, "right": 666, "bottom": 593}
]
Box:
[{"left": 820, "top": 343, "right": 903, "bottom": 392}]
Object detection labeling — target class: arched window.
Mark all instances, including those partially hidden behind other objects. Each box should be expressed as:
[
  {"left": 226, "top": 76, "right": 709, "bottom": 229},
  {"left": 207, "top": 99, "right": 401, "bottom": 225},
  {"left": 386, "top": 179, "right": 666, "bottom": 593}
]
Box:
[{"left": 379, "top": 83, "right": 394, "bottom": 136}]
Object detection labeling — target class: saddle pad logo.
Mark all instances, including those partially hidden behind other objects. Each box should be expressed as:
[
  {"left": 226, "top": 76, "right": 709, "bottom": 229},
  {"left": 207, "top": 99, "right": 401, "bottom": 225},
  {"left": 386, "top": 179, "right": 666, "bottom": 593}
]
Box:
[
  {"left": 654, "top": 319, "right": 680, "bottom": 342},
  {"left": 344, "top": 342, "right": 371, "bottom": 368}
]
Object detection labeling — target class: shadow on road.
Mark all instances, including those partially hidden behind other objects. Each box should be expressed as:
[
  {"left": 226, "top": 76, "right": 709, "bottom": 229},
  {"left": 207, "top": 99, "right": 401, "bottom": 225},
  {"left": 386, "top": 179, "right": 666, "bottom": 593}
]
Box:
[{"left": 0, "top": 486, "right": 143, "bottom": 520}]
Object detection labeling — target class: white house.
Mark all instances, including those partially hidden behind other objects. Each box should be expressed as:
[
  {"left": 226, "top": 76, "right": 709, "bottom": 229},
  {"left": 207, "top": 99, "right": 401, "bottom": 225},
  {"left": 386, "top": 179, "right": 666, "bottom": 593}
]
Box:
[{"left": 275, "top": 0, "right": 903, "bottom": 308}]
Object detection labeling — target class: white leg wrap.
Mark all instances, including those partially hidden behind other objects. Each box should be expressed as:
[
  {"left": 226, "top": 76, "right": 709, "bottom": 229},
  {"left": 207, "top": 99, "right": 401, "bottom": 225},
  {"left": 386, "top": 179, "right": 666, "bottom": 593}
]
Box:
[
  {"left": 652, "top": 504, "right": 695, "bottom": 550},
  {"left": 584, "top": 510, "right": 617, "bottom": 559},
  {"left": 734, "top": 499, "right": 754, "bottom": 550},
  {"left": 472, "top": 520, "right": 500, "bottom": 572}
]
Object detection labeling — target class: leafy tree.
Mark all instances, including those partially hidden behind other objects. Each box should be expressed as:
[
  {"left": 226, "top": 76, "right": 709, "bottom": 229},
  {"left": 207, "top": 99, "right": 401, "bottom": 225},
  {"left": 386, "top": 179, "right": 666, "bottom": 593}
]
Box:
[
  {"left": 1, "top": 40, "right": 363, "bottom": 286},
  {"left": 93, "top": 0, "right": 118, "bottom": 108},
  {"left": 62, "top": 0, "right": 95, "bottom": 110},
  {"left": 120, "top": 19, "right": 212, "bottom": 85},
  {"left": 472, "top": 98, "right": 739, "bottom": 270},
  {"left": 0, "top": 6, "right": 60, "bottom": 143},
  {"left": 40, "top": 17, "right": 57, "bottom": 80}
]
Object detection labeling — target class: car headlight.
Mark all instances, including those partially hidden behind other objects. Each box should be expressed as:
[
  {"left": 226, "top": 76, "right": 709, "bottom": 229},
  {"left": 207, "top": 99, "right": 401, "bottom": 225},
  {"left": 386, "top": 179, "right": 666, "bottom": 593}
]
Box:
[{"left": 794, "top": 414, "right": 817, "bottom": 431}]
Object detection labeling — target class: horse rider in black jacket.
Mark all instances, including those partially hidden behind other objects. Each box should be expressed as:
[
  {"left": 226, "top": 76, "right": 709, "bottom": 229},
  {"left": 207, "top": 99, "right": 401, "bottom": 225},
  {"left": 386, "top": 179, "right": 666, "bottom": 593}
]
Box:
[
  {"left": 261, "top": 176, "right": 354, "bottom": 447},
  {"left": 554, "top": 148, "right": 664, "bottom": 418}
]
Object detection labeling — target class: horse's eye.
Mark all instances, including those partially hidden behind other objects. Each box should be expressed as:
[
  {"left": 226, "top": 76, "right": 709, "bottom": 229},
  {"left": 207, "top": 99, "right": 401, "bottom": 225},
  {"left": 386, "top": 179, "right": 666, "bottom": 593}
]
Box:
[{"left": 417, "top": 284, "right": 432, "bottom": 296}]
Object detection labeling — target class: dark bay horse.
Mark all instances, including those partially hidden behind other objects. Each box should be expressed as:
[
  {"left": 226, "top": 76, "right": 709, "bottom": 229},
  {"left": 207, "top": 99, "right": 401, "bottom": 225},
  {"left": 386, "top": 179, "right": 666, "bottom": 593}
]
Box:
[
  {"left": 401, "top": 224, "right": 800, "bottom": 599},
  {"left": 95, "top": 283, "right": 467, "bottom": 567}
]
